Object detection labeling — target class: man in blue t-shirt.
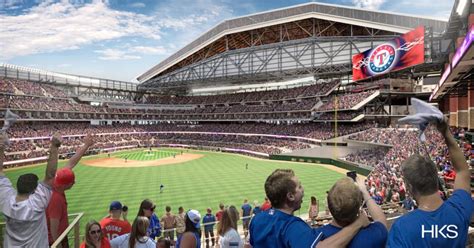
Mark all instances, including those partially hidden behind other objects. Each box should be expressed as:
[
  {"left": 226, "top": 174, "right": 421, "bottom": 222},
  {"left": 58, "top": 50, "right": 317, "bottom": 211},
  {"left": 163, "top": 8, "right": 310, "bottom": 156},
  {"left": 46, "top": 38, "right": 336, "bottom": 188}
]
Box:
[
  {"left": 249, "top": 169, "right": 370, "bottom": 248},
  {"left": 388, "top": 118, "right": 473, "bottom": 247},
  {"left": 316, "top": 177, "right": 388, "bottom": 247},
  {"left": 241, "top": 199, "right": 252, "bottom": 238},
  {"left": 202, "top": 208, "right": 216, "bottom": 248}
]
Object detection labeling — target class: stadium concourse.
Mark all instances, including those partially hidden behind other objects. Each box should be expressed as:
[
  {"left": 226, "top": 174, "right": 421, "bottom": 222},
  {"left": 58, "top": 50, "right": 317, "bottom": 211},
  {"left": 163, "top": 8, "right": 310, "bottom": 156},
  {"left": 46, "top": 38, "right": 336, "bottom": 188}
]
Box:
[{"left": 1, "top": 0, "right": 474, "bottom": 247}]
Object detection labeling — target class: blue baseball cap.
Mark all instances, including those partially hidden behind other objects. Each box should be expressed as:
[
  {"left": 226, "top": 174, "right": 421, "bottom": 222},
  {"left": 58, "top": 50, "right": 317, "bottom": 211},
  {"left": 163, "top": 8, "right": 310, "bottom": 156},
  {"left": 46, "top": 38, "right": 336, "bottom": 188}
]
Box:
[{"left": 110, "top": 201, "right": 123, "bottom": 211}]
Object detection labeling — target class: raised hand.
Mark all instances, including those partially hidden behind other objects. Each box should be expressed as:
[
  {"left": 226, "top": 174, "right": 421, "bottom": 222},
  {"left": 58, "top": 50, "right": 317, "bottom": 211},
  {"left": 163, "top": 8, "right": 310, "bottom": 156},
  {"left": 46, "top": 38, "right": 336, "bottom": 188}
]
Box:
[
  {"left": 83, "top": 133, "right": 95, "bottom": 147},
  {"left": 51, "top": 133, "right": 62, "bottom": 147},
  {"left": 436, "top": 116, "right": 449, "bottom": 135}
]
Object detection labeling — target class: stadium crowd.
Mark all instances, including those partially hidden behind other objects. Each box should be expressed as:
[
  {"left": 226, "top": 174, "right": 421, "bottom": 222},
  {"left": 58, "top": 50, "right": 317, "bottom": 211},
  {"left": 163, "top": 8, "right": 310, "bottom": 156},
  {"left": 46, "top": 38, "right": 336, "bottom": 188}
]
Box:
[
  {"left": 317, "top": 91, "right": 376, "bottom": 111},
  {"left": 0, "top": 79, "right": 377, "bottom": 122},
  {"left": 316, "top": 111, "right": 363, "bottom": 121},
  {"left": 1, "top": 121, "right": 375, "bottom": 166},
  {"left": 145, "top": 80, "right": 339, "bottom": 105},
  {"left": 345, "top": 126, "right": 473, "bottom": 207},
  {"left": 3, "top": 122, "right": 331, "bottom": 166}
]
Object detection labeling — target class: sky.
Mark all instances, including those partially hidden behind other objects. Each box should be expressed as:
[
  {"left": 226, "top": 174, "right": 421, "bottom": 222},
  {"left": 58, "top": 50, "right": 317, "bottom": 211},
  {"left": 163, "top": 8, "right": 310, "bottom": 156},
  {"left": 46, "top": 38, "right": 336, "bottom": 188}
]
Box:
[{"left": 0, "top": 0, "right": 455, "bottom": 82}]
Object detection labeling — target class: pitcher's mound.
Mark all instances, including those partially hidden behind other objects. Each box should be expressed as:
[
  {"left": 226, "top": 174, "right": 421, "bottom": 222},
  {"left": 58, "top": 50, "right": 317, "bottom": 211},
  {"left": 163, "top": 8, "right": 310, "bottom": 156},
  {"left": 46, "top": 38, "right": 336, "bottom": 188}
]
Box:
[{"left": 83, "top": 153, "right": 204, "bottom": 168}]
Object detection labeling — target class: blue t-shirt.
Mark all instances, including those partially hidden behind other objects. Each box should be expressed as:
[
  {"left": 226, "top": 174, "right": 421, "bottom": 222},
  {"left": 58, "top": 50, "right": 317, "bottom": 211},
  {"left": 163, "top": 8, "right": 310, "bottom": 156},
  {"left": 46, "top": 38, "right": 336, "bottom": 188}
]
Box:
[
  {"left": 253, "top": 206, "right": 262, "bottom": 216},
  {"left": 388, "top": 189, "right": 472, "bottom": 248},
  {"left": 249, "top": 208, "right": 323, "bottom": 248},
  {"left": 242, "top": 203, "right": 252, "bottom": 217},
  {"left": 317, "top": 222, "right": 387, "bottom": 248},
  {"left": 402, "top": 198, "right": 415, "bottom": 211},
  {"left": 202, "top": 214, "right": 216, "bottom": 232},
  {"left": 176, "top": 232, "right": 201, "bottom": 248},
  {"left": 147, "top": 213, "right": 161, "bottom": 240}
]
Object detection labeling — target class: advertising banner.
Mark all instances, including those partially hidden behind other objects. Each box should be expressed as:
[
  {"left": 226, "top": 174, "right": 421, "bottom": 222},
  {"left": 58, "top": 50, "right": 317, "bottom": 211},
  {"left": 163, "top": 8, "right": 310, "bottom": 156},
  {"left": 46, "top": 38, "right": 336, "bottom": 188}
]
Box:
[{"left": 352, "top": 26, "right": 425, "bottom": 81}]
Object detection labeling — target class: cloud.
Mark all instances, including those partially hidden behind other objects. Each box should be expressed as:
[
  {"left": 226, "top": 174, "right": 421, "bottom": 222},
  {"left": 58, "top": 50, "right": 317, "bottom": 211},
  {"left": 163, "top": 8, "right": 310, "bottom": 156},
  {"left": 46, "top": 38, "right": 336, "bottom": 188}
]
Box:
[
  {"left": 352, "top": 0, "right": 385, "bottom": 10},
  {"left": 95, "top": 45, "right": 168, "bottom": 60},
  {"left": 95, "top": 48, "right": 141, "bottom": 60},
  {"left": 0, "top": 1, "right": 161, "bottom": 59},
  {"left": 0, "top": 0, "right": 236, "bottom": 60},
  {"left": 130, "top": 2, "right": 145, "bottom": 8}
]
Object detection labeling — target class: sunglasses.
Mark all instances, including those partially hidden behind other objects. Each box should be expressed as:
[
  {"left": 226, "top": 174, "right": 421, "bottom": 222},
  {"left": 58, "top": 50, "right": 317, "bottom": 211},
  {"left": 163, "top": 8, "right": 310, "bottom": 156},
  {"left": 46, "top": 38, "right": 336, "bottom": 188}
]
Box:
[{"left": 89, "top": 229, "right": 101, "bottom": 235}]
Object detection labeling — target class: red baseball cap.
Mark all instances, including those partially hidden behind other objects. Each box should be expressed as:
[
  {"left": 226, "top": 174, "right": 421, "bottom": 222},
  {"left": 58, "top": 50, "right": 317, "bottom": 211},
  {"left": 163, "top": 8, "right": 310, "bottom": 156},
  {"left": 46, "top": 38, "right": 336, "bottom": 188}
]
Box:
[{"left": 54, "top": 168, "right": 75, "bottom": 186}]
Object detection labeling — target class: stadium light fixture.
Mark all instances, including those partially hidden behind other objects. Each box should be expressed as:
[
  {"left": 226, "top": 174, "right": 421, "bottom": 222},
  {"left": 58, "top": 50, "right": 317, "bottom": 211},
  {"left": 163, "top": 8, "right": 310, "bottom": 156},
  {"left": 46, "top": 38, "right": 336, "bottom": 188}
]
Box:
[{"left": 456, "top": 0, "right": 469, "bottom": 16}]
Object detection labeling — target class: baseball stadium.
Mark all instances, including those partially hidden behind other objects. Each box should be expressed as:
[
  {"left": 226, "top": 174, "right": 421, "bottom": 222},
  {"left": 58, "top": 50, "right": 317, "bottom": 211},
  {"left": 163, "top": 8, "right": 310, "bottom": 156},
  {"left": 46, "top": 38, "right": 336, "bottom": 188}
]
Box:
[{"left": 0, "top": 0, "right": 473, "bottom": 247}]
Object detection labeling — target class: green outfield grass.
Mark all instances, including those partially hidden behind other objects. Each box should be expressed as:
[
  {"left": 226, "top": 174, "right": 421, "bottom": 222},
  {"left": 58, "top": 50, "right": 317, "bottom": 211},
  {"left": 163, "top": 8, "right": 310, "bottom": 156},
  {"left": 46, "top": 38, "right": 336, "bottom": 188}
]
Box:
[
  {"left": 116, "top": 149, "right": 179, "bottom": 161},
  {"left": 1, "top": 148, "right": 344, "bottom": 239}
]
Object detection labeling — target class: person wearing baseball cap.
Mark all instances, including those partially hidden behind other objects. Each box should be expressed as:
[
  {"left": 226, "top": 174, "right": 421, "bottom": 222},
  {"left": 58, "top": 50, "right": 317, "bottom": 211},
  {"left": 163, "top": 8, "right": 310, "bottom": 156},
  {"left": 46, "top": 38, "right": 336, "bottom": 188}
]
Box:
[
  {"left": 100, "top": 201, "right": 131, "bottom": 240},
  {"left": 175, "top": 209, "right": 201, "bottom": 248},
  {"left": 47, "top": 133, "right": 95, "bottom": 247},
  {"left": 0, "top": 132, "right": 62, "bottom": 247}
]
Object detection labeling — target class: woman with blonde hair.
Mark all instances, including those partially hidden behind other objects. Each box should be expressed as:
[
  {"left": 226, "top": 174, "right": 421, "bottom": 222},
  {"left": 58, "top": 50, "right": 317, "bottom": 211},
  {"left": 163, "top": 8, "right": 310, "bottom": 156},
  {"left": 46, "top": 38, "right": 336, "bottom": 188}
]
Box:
[
  {"left": 80, "top": 220, "right": 111, "bottom": 248},
  {"left": 217, "top": 206, "right": 243, "bottom": 248},
  {"left": 110, "top": 216, "right": 156, "bottom": 248}
]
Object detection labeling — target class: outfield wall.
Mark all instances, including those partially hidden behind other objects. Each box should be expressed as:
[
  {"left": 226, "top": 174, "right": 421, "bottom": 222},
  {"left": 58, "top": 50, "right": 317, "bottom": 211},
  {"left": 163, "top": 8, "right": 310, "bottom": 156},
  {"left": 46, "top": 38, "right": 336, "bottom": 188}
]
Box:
[{"left": 269, "top": 154, "right": 372, "bottom": 176}]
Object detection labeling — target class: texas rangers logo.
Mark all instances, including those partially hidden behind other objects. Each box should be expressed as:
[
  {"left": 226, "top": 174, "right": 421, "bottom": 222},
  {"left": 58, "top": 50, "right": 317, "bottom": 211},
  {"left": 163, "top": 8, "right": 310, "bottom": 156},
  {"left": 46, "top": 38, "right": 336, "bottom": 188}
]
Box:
[{"left": 368, "top": 43, "right": 397, "bottom": 75}]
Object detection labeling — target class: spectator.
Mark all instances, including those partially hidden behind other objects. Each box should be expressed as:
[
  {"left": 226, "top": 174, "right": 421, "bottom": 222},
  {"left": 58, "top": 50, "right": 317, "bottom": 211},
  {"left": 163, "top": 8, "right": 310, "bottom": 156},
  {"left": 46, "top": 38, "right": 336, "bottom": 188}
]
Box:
[
  {"left": 202, "top": 208, "right": 216, "bottom": 248},
  {"left": 100, "top": 201, "right": 132, "bottom": 241},
  {"left": 176, "top": 206, "right": 186, "bottom": 240},
  {"left": 216, "top": 203, "right": 225, "bottom": 221},
  {"left": 47, "top": 134, "right": 95, "bottom": 247},
  {"left": 260, "top": 197, "right": 271, "bottom": 211},
  {"left": 161, "top": 206, "right": 177, "bottom": 242},
  {"left": 402, "top": 194, "right": 415, "bottom": 211},
  {"left": 308, "top": 196, "right": 319, "bottom": 225},
  {"left": 249, "top": 169, "right": 369, "bottom": 247},
  {"left": 215, "top": 203, "right": 225, "bottom": 245},
  {"left": 0, "top": 133, "right": 61, "bottom": 247},
  {"left": 137, "top": 199, "right": 161, "bottom": 240},
  {"left": 317, "top": 177, "right": 388, "bottom": 247},
  {"left": 241, "top": 199, "right": 252, "bottom": 238},
  {"left": 176, "top": 209, "right": 202, "bottom": 248},
  {"left": 217, "top": 206, "right": 243, "bottom": 248},
  {"left": 110, "top": 216, "right": 156, "bottom": 248},
  {"left": 80, "top": 220, "right": 111, "bottom": 248},
  {"left": 157, "top": 237, "right": 171, "bottom": 248},
  {"left": 252, "top": 200, "right": 261, "bottom": 216},
  {"left": 388, "top": 118, "right": 473, "bottom": 247}
]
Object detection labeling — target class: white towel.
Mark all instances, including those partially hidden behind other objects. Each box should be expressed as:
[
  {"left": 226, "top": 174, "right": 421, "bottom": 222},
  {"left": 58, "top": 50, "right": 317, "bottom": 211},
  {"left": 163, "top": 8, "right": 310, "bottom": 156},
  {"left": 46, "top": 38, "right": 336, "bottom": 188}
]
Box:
[
  {"left": 398, "top": 98, "right": 443, "bottom": 141},
  {"left": 1, "top": 109, "right": 19, "bottom": 146}
]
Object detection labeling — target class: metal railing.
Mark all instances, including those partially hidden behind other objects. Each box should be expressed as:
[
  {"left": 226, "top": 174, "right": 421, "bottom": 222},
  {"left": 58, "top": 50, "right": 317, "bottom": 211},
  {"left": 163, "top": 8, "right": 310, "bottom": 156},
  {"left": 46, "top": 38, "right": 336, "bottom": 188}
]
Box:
[{"left": 51, "top": 212, "right": 84, "bottom": 248}]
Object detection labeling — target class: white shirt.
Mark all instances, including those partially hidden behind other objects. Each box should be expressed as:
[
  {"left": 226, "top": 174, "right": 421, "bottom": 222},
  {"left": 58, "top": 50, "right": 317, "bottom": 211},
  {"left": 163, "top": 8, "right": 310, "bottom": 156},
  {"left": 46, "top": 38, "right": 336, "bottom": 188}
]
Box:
[
  {"left": 219, "top": 228, "right": 243, "bottom": 248},
  {"left": 0, "top": 176, "right": 52, "bottom": 248},
  {"left": 110, "top": 233, "right": 156, "bottom": 248}
]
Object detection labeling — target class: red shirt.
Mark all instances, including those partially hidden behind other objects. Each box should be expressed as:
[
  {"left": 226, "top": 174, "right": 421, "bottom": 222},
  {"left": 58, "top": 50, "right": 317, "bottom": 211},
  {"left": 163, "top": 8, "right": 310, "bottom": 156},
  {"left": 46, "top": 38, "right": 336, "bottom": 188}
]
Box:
[
  {"left": 80, "top": 237, "right": 111, "bottom": 248},
  {"left": 47, "top": 190, "right": 69, "bottom": 245},
  {"left": 100, "top": 217, "right": 132, "bottom": 240},
  {"left": 445, "top": 170, "right": 456, "bottom": 181},
  {"left": 216, "top": 210, "right": 224, "bottom": 221},
  {"left": 261, "top": 201, "right": 272, "bottom": 211}
]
